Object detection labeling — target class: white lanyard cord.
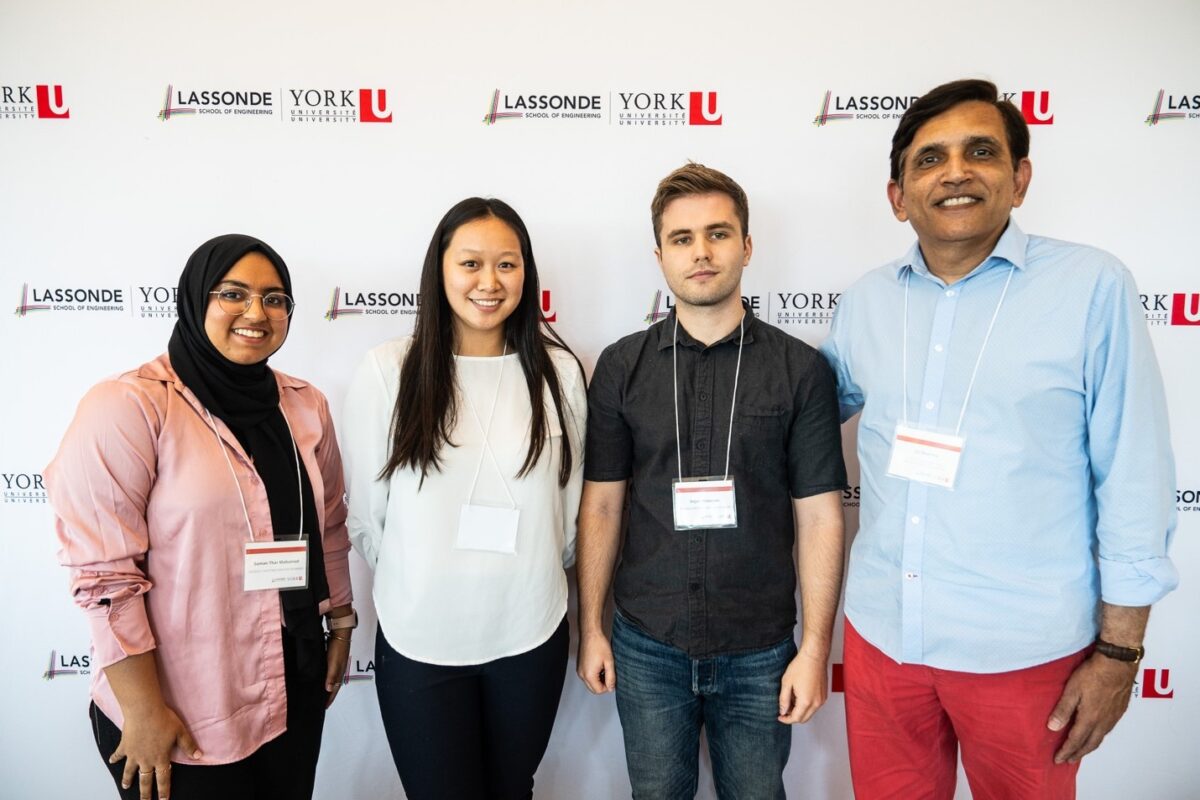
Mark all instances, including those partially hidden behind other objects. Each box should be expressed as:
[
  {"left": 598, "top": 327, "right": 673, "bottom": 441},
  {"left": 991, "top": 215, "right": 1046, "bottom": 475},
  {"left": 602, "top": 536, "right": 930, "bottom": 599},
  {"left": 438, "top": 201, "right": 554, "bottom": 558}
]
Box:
[
  {"left": 954, "top": 266, "right": 1014, "bottom": 434},
  {"left": 673, "top": 312, "right": 745, "bottom": 482},
  {"left": 462, "top": 345, "right": 518, "bottom": 509},
  {"left": 901, "top": 264, "right": 1016, "bottom": 436},
  {"left": 204, "top": 405, "right": 305, "bottom": 542}
]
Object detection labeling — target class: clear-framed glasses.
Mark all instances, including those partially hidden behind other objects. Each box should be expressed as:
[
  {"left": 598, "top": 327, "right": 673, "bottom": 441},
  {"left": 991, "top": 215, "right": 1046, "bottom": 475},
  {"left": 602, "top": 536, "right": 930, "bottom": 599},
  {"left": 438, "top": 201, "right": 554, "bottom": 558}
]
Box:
[{"left": 208, "top": 286, "right": 295, "bottom": 319}]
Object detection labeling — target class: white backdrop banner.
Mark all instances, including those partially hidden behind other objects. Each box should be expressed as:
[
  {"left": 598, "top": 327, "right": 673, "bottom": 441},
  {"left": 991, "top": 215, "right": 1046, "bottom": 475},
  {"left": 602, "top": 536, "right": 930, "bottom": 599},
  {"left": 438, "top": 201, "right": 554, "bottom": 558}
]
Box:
[{"left": 2, "top": 0, "right": 1197, "bottom": 797}]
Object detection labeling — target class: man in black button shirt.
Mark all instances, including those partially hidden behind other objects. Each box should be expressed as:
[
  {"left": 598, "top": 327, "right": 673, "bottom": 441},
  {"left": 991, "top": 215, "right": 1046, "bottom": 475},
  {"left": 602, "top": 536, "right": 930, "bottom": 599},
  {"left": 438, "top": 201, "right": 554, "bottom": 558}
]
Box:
[{"left": 576, "top": 163, "right": 847, "bottom": 798}]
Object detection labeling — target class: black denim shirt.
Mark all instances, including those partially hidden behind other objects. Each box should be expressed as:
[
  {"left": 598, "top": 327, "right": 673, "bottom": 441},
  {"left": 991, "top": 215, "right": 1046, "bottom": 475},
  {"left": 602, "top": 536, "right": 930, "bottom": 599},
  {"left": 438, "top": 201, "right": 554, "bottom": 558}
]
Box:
[{"left": 585, "top": 308, "right": 847, "bottom": 657}]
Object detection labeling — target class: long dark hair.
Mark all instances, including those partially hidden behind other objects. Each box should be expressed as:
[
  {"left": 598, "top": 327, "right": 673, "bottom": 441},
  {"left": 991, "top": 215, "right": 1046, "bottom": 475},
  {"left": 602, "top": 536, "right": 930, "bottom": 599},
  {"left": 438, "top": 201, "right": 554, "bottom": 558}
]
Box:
[{"left": 380, "top": 197, "right": 580, "bottom": 487}]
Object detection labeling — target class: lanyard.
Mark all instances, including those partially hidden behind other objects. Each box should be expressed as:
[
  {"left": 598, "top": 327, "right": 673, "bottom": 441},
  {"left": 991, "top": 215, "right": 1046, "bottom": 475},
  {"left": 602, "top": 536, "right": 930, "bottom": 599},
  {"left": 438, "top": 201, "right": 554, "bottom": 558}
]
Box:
[
  {"left": 672, "top": 312, "right": 745, "bottom": 482},
  {"left": 204, "top": 405, "right": 305, "bottom": 541},
  {"left": 461, "top": 345, "right": 517, "bottom": 509},
  {"left": 901, "top": 264, "right": 1015, "bottom": 434}
]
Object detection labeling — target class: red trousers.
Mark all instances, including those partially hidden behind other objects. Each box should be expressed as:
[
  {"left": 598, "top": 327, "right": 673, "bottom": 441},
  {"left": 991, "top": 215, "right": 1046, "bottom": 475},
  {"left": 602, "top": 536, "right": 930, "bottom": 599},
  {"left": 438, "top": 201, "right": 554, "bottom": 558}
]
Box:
[{"left": 844, "top": 620, "right": 1088, "bottom": 800}]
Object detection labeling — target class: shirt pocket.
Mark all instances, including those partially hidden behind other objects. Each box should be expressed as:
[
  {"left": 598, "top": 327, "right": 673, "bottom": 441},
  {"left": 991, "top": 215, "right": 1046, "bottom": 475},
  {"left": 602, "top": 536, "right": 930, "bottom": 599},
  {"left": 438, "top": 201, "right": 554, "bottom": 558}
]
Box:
[{"left": 736, "top": 404, "right": 788, "bottom": 432}]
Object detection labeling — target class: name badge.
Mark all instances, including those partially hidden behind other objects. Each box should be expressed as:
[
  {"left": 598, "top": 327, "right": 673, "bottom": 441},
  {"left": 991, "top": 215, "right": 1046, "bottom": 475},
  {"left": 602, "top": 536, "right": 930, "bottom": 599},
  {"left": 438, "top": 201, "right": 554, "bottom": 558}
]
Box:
[
  {"left": 886, "top": 424, "right": 965, "bottom": 490},
  {"left": 244, "top": 540, "right": 308, "bottom": 591},
  {"left": 455, "top": 504, "right": 519, "bottom": 554},
  {"left": 672, "top": 477, "right": 737, "bottom": 530}
]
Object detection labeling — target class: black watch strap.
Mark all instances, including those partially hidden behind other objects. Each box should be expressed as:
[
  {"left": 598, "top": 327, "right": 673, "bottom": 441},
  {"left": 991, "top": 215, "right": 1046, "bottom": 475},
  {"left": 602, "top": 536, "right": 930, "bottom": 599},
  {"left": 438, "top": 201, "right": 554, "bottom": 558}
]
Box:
[{"left": 1094, "top": 638, "right": 1144, "bottom": 664}]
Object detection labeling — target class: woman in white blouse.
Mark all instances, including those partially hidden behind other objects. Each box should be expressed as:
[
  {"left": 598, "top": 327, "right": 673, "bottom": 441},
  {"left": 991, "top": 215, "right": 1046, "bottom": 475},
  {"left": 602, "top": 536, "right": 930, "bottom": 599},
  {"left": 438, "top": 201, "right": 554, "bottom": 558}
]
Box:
[{"left": 342, "top": 198, "right": 585, "bottom": 799}]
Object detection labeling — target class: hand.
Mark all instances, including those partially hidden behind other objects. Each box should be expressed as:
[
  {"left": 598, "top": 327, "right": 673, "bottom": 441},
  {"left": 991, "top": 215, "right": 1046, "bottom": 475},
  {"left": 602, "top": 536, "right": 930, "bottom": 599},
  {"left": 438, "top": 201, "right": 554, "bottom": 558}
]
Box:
[
  {"left": 109, "top": 704, "right": 201, "bottom": 800},
  {"left": 1047, "top": 652, "right": 1138, "bottom": 764},
  {"left": 324, "top": 634, "right": 352, "bottom": 707},
  {"left": 778, "top": 649, "right": 828, "bottom": 724},
  {"left": 577, "top": 630, "right": 616, "bottom": 693}
]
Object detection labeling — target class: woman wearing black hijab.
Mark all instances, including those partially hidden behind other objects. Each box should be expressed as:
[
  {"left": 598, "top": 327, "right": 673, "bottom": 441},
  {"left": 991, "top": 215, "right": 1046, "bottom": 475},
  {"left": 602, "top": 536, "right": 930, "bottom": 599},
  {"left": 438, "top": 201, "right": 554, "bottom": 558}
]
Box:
[{"left": 46, "top": 234, "right": 356, "bottom": 800}]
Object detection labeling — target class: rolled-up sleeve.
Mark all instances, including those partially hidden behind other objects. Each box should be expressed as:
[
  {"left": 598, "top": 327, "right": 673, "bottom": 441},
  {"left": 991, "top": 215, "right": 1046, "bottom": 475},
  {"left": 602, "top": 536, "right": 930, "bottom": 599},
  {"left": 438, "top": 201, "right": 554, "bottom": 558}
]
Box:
[
  {"left": 314, "top": 391, "right": 353, "bottom": 609},
  {"left": 45, "top": 380, "right": 160, "bottom": 669},
  {"left": 341, "top": 347, "right": 395, "bottom": 568},
  {"left": 1085, "top": 263, "right": 1179, "bottom": 606}
]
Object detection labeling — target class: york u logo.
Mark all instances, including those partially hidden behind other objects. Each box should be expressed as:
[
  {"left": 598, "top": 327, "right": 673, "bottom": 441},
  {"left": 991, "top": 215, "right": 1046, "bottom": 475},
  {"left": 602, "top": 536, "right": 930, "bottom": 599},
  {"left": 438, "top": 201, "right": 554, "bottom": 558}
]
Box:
[
  {"left": 688, "top": 91, "right": 722, "bottom": 125},
  {"left": 359, "top": 88, "right": 392, "bottom": 123},
  {"left": 541, "top": 289, "right": 557, "bottom": 323},
  {"left": 1171, "top": 293, "right": 1200, "bottom": 325},
  {"left": 1020, "top": 90, "right": 1053, "bottom": 125},
  {"left": 36, "top": 84, "right": 69, "bottom": 119},
  {"left": 1140, "top": 667, "right": 1174, "bottom": 699}
]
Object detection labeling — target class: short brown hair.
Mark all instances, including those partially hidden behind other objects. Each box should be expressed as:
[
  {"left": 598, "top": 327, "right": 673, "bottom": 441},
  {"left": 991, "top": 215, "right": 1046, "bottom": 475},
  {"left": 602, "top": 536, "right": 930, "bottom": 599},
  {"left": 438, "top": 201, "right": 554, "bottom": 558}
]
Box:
[
  {"left": 890, "top": 79, "right": 1029, "bottom": 183},
  {"left": 650, "top": 162, "right": 749, "bottom": 245}
]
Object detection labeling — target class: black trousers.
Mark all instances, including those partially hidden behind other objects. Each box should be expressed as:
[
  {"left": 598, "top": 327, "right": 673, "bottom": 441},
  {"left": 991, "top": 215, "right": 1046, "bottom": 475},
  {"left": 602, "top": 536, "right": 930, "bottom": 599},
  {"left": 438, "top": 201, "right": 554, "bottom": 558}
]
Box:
[
  {"left": 375, "top": 616, "right": 569, "bottom": 800},
  {"left": 91, "top": 628, "right": 328, "bottom": 800}
]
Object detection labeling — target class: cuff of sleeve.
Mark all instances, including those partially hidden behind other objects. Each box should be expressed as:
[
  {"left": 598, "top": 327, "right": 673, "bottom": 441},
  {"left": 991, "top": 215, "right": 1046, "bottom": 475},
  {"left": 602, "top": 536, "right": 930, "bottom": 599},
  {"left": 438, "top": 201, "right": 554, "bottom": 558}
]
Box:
[
  {"left": 87, "top": 597, "right": 156, "bottom": 670},
  {"left": 1099, "top": 554, "right": 1180, "bottom": 606}
]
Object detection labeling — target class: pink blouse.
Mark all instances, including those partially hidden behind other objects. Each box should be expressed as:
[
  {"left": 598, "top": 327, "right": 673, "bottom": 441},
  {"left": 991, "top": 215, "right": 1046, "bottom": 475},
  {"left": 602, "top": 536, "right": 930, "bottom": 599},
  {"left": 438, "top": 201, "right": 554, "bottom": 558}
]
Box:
[{"left": 46, "top": 354, "right": 352, "bottom": 764}]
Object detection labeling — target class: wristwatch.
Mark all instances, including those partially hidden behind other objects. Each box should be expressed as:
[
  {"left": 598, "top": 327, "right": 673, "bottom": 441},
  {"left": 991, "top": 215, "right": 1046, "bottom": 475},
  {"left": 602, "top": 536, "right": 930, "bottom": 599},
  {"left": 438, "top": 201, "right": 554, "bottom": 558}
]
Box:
[
  {"left": 1094, "top": 638, "right": 1144, "bottom": 664},
  {"left": 327, "top": 610, "right": 359, "bottom": 632}
]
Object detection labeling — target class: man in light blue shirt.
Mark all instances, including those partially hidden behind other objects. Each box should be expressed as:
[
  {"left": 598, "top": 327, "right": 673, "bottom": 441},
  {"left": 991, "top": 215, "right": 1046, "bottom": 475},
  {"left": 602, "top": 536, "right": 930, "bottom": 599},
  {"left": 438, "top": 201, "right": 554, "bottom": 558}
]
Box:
[{"left": 821, "top": 79, "right": 1177, "bottom": 799}]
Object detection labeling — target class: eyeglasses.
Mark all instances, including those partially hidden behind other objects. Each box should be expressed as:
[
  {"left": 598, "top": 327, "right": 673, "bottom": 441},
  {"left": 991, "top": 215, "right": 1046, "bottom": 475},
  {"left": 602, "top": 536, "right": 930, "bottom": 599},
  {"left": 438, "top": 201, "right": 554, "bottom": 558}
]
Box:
[{"left": 208, "top": 287, "right": 295, "bottom": 319}]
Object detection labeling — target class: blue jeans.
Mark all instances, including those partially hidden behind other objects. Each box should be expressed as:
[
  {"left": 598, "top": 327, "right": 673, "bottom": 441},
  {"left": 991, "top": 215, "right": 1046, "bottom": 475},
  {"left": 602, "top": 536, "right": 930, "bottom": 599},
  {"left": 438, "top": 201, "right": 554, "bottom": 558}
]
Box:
[{"left": 612, "top": 611, "right": 795, "bottom": 799}]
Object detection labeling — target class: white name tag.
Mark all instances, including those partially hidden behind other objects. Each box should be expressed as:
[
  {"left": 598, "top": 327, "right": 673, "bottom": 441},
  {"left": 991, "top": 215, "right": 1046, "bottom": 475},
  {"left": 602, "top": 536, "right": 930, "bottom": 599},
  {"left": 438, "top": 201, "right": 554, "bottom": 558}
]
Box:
[
  {"left": 243, "top": 540, "right": 308, "bottom": 591},
  {"left": 886, "top": 424, "right": 965, "bottom": 490},
  {"left": 455, "top": 504, "right": 519, "bottom": 554},
  {"left": 672, "top": 477, "right": 738, "bottom": 530}
]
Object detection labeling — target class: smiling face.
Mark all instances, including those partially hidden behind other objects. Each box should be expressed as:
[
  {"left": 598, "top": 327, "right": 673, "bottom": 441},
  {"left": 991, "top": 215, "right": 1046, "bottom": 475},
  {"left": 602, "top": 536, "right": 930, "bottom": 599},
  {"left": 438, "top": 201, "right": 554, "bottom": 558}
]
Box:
[
  {"left": 655, "top": 192, "right": 752, "bottom": 312},
  {"left": 441, "top": 215, "right": 525, "bottom": 355},
  {"left": 887, "top": 100, "right": 1032, "bottom": 275},
  {"left": 203, "top": 251, "right": 289, "bottom": 365}
]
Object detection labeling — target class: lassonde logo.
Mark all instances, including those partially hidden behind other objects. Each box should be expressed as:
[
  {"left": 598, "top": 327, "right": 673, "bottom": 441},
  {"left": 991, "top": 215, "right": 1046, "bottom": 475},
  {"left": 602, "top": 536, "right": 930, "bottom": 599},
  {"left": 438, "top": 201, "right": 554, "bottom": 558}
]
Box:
[
  {"left": 644, "top": 291, "right": 762, "bottom": 325},
  {"left": 482, "top": 89, "right": 602, "bottom": 124},
  {"left": 0, "top": 84, "right": 69, "bottom": 120},
  {"left": 43, "top": 650, "right": 90, "bottom": 680},
  {"left": 814, "top": 89, "right": 1053, "bottom": 126},
  {"left": 13, "top": 282, "right": 125, "bottom": 315},
  {"left": 615, "top": 91, "right": 722, "bottom": 127},
  {"left": 342, "top": 657, "right": 375, "bottom": 684},
  {"left": 1141, "top": 292, "right": 1200, "bottom": 327},
  {"left": 3, "top": 472, "right": 46, "bottom": 504},
  {"left": 842, "top": 485, "right": 860, "bottom": 509},
  {"left": 1145, "top": 89, "right": 1196, "bottom": 125},
  {"left": 158, "top": 83, "right": 275, "bottom": 120},
  {"left": 287, "top": 88, "right": 392, "bottom": 124},
  {"left": 325, "top": 286, "right": 421, "bottom": 320}
]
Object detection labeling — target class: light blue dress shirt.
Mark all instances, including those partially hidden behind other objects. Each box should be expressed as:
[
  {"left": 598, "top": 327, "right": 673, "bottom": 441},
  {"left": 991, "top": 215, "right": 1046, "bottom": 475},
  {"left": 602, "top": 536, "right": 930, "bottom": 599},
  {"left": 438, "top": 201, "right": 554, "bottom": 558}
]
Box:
[{"left": 821, "top": 221, "right": 1178, "bottom": 672}]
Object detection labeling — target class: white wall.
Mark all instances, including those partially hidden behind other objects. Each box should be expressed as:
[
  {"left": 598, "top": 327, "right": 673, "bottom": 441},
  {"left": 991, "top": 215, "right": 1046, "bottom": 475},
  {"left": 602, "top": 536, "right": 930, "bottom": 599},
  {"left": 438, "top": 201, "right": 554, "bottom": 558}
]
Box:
[{"left": 2, "top": 0, "right": 1197, "bottom": 796}]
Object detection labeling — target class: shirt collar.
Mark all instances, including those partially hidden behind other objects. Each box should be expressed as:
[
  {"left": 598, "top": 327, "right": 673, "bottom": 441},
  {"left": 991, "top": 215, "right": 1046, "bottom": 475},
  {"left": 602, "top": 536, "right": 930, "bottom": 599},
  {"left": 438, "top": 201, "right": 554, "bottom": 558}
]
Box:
[
  {"left": 655, "top": 298, "right": 759, "bottom": 351},
  {"left": 892, "top": 218, "right": 1029, "bottom": 282}
]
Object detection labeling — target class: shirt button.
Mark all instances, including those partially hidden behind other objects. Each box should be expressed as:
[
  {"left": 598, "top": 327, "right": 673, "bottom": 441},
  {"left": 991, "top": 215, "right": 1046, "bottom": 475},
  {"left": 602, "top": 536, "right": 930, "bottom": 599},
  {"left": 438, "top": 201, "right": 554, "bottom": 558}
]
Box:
[
  {"left": 905, "top": 572, "right": 919, "bottom": 580},
  {"left": 934, "top": 344, "right": 944, "bottom": 353},
  {"left": 697, "top": 440, "right": 708, "bottom": 450},
  {"left": 110, "top": 612, "right": 120, "bottom": 621},
  {"left": 692, "top": 535, "right": 702, "bottom": 544},
  {"left": 700, "top": 393, "right": 708, "bottom": 401},
  {"left": 910, "top": 516, "right": 920, "bottom": 524},
  {"left": 945, "top": 289, "right": 956, "bottom": 297},
  {"left": 925, "top": 401, "right": 935, "bottom": 410},
  {"left": 690, "top": 582, "right": 701, "bottom": 592}
]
